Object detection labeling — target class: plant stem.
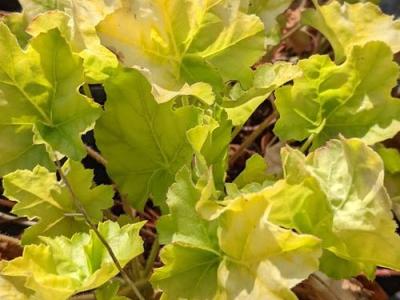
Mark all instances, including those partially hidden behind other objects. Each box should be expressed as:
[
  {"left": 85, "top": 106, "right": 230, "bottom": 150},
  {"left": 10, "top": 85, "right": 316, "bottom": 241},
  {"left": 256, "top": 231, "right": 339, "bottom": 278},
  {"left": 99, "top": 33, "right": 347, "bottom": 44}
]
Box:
[
  {"left": 300, "top": 134, "right": 314, "bottom": 153},
  {"left": 229, "top": 112, "right": 277, "bottom": 165},
  {"left": 82, "top": 83, "right": 92, "bottom": 99},
  {"left": 54, "top": 160, "right": 145, "bottom": 300},
  {"left": 231, "top": 125, "right": 243, "bottom": 140},
  {"left": 70, "top": 280, "right": 149, "bottom": 300},
  {"left": 144, "top": 238, "right": 160, "bottom": 277},
  {"left": 85, "top": 145, "right": 108, "bottom": 166}
]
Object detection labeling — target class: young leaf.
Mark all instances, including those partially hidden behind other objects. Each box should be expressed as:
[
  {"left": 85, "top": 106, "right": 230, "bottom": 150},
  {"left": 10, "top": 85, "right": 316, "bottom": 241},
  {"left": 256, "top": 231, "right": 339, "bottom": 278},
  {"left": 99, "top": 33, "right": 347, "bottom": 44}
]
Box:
[
  {"left": 95, "top": 68, "right": 201, "bottom": 210},
  {"left": 233, "top": 153, "right": 269, "bottom": 189},
  {"left": 1, "top": 221, "right": 144, "bottom": 300},
  {"left": 3, "top": 160, "right": 114, "bottom": 244},
  {"left": 280, "top": 138, "right": 400, "bottom": 276},
  {"left": 157, "top": 167, "right": 219, "bottom": 251},
  {"left": 0, "top": 25, "right": 101, "bottom": 168},
  {"left": 97, "top": 0, "right": 265, "bottom": 100},
  {"left": 223, "top": 61, "right": 302, "bottom": 126},
  {"left": 303, "top": 1, "right": 400, "bottom": 62},
  {"left": 274, "top": 41, "right": 400, "bottom": 149},
  {"left": 242, "top": 0, "right": 293, "bottom": 44}
]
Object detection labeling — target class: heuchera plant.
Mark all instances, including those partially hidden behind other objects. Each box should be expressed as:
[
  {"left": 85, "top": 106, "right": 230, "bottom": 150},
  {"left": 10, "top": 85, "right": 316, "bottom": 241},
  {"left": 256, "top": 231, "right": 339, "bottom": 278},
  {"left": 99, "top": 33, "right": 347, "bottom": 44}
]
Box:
[{"left": 0, "top": 0, "right": 400, "bottom": 299}]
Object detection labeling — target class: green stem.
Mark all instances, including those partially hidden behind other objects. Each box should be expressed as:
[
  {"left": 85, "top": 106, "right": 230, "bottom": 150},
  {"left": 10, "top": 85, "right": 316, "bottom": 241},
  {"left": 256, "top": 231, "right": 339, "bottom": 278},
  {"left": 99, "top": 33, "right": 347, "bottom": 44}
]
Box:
[
  {"left": 144, "top": 238, "right": 160, "bottom": 278},
  {"left": 300, "top": 134, "right": 315, "bottom": 153},
  {"left": 54, "top": 160, "right": 145, "bottom": 300},
  {"left": 229, "top": 112, "right": 277, "bottom": 165},
  {"left": 82, "top": 83, "right": 92, "bottom": 98}
]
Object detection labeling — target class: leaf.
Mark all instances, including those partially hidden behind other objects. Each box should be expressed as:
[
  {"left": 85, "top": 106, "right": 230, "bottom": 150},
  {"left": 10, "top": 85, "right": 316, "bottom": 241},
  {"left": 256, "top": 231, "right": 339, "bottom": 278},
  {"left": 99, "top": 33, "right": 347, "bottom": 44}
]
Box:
[
  {"left": 157, "top": 167, "right": 219, "bottom": 251},
  {"left": 216, "top": 194, "right": 321, "bottom": 299},
  {"left": 0, "top": 25, "right": 101, "bottom": 168},
  {"left": 376, "top": 144, "right": 400, "bottom": 219},
  {"left": 233, "top": 153, "right": 269, "bottom": 188},
  {"left": 22, "top": 0, "right": 122, "bottom": 82},
  {"left": 242, "top": 0, "right": 293, "bottom": 44},
  {"left": 3, "top": 160, "right": 114, "bottom": 244},
  {"left": 151, "top": 244, "right": 221, "bottom": 300},
  {"left": 152, "top": 174, "right": 322, "bottom": 299},
  {"left": 280, "top": 138, "right": 400, "bottom": 276},
  {"left": 97, "top": 0, "right": 265, "bottom": 100},
  {"left": 95, "top": 281, "right": 129, "bottom": 300},
  {"left": 274, "top": 41, "right": 400, "bottom": 149},
  {"left": 302, "top": 1, "right": 400, "bottom": 62},
  {"left": 0, "top": 13, "right": 30, "bottom": 47},
  {"left": 0, "top": 274, "right": 31, "bottom": 300},
  {"left": 223, "top": 61, "right": 301, "bottom": 126},
  {"left": 95, "top": 67, "right": 201, "bottom": 210},
  {"left": 376, "top": 143, "right": 400, "bottom": 174},
  {"left": 1, "top": 221, "right": 144, "bottom": 300},
  {"left": 188, "top": 109, "right": 232, "bottom": 189}
]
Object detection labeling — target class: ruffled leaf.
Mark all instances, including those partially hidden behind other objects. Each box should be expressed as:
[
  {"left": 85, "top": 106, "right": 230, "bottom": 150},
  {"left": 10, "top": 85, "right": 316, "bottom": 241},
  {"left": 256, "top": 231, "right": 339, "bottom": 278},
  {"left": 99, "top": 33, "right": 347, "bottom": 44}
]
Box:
[
  {"left": 303, "top": 1, "right": 400, "bottom": 62},
  {"left": 274, "top": 41, "right": 400, "bottom": 148},
  {"left": 0, "top": 25, "right": 101, "bottom": 170},
  {"left": 1, "top": 221, "right": 144, "bottom": 300},
  {"left": 280, "top": 138, "right": 400, "bottom": 277},
  {"left": 3, "top": 160, "right": 114, "bottom": 244},
  {"left": 97, "top": 0, "right": 265, "bottom": 101}
]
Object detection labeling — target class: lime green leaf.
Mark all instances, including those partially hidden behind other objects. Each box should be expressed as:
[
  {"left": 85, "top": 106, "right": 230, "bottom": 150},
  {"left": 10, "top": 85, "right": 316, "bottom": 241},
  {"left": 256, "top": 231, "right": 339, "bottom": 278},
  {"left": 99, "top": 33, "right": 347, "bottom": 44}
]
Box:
[
  {"left": 224, "top": 62, "right": 301, "bottom": 126},
  {"left": 157, "top": 167, "right": 219, "bottom": 251},
  {"left": 233, "top": 153, "right": 269, "bottom": 188},
  {"left": 247, "top": 0, "right": 292, "bottom": 32},
  {"left": 97, "top": 0, "right": 265, "bottom": 99},
  {"left": 23, "top": 0, "right": 121, "bottom": 82},
  {"left": 242, "top": 0, "right": 293, "bottom": 45},
  {"left": 152, "top": 244, "right": 220, "bottom": 300},
  {"left": 0, "top": 25, "right": 101, "bottom": 166},
  {"left": 153, "top": 177, "right": 321, "bottom": 299},
  {"left": 281, "top": 138, "right": 400, "bottom": 275},
  {"left": 3, "top": 160, "right": 114, "bottom": 244},
  {"left": 95, "top": 68, "right": 201, "bottom": 210},
  {"left": 376, "top": 144, "right": 400, "bottom": 219},
  {"left": 2, "top": 221, "right": 144, "bottom": 300},
  {"left": 0, "top": 274, "right": 31, "bottom": 300},
  {"left": 217, "top": 194, "right": 321, "bottom": 299},
  {"left": 376, "top": 144, "right": 400, "bottom": 174},
  {"left": 194, "top": 110, "right": 232, "bottom": 189},
  {"left": 95, "top": 281, "right": 129, "bottom": 300},
  {"left": 20, "top": 0, "right": 71, "bottom": 20},
  {"left": 0, "top": 13, "right": 30, "bottom": 48},
  {"left": 274, "top": 41, "right": 400, "bottom": 148},
  {"left": 302, "top": 1, "right": 400, "bottom": 62}
]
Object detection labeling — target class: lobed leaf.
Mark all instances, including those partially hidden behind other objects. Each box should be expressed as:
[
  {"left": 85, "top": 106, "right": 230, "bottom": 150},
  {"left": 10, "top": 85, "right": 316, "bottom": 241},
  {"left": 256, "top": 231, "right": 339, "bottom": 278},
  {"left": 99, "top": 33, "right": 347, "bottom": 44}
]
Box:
[
  {"left": 152, "top": 167, "right": 321, "bottom": 299},
  {"left": 0, "top": 25, "right": 101, "bottom": 173},
  {"left": 3, "top": 160, "right": 114, "bottom": 244},
  {"left": 97, "top": 0, "right": 266, "bottom": 101},
  {"left": 95, "top": 67, "right": 201, "bottom": 210},
  {"left": 303, "top": 0, "right": 400, "bottom": 62},
  {"left": 1, "top": 221, "right": 144, "bottom": 300},
  {"left": 21, "top": 0, "right": 122, "bottom": 82},
  {"left": 274, "top": 41, "right": 400, "bottom": 149},
  {"left": 280, "top": 138, "right": 400, "bottom": 277}
]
